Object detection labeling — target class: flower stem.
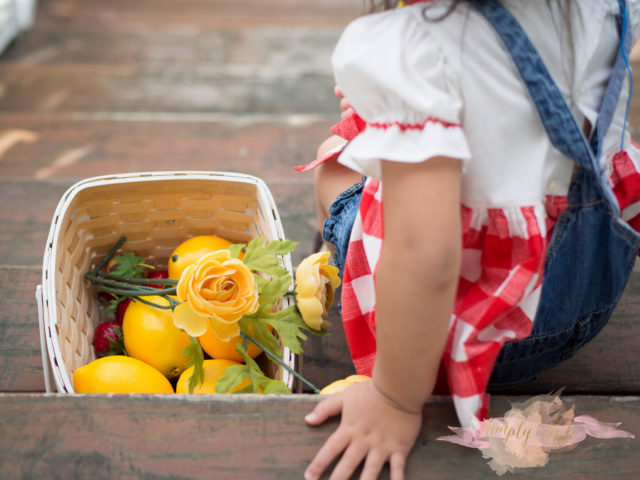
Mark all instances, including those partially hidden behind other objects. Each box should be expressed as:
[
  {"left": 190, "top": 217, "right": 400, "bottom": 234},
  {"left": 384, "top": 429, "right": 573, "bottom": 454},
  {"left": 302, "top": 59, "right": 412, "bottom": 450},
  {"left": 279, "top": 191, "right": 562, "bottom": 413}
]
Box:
[
  {"left": 85, "top": 273, "right": 177, "bottom": 297},
  {"left": 92, "top": 236, "right": 127, "bottom": 275},
  {"left": 240, "top": 331, "right": 320, "bottom": 394},
  {"left": 99, "top": 273, "right": 178, "bottom": 286},
  {"left": 131, "top": 296, "right": 176, "bottom": 310}
]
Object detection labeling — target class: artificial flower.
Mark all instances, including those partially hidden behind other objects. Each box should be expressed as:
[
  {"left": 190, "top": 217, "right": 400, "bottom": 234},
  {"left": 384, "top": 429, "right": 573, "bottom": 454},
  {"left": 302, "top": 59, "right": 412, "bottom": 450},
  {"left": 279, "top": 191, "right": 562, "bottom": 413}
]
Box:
[
  {"left": 174, "top": 249, "right": 259, "bottom": 339},
  {"left": 295, "top": 251, "right": 341, "bottom": 330}
]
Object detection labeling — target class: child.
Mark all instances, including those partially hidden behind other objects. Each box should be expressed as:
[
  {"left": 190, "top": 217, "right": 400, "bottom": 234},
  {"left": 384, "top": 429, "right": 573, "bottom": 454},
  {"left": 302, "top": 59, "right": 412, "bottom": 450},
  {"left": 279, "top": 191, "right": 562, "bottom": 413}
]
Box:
[{"left": 299, "top": 1, "right": 640, "bottom": 479}]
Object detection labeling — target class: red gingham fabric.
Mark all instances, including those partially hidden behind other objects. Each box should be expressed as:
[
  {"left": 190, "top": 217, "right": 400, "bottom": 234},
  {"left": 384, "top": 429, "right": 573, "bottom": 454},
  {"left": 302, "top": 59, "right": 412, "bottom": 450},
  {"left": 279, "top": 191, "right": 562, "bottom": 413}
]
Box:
[{"left": 295, "top": 117, "right": 640, "bottom": 428}]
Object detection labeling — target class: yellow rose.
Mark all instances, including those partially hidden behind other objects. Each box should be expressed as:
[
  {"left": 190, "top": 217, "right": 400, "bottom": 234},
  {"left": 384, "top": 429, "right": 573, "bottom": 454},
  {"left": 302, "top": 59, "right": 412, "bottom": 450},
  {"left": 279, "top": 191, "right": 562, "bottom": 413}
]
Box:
[
  {"left": 173, "top": 249, "right": 259, "bottom": 339},
  {"left": 295, "top": 251, "right": 341, "bottom": 330}
]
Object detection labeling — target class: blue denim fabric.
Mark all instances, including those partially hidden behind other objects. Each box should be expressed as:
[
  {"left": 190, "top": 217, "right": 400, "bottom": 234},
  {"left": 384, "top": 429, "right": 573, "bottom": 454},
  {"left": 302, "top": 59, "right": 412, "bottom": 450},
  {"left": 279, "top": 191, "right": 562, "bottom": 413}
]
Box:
[
  {"left": 472, "top": 0, "right": 640, "bottom": 389},
  {"left": 322, "top": 178, "right": 366, "bottom": 279}
]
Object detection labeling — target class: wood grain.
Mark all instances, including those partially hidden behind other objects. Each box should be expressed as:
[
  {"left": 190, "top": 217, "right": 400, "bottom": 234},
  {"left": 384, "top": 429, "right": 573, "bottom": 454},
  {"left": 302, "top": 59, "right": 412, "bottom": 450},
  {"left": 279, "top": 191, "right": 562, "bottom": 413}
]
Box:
[
  {"left": 0, "top": 267, "right": 46, "bottom": 392},
  {"left": 0, "top": 394, "right": 636, "bottom": 479},
  {"left": 0, "top": 117, "right": 333, "bottom": 182},
  {"left": 3, "top": 263, "right": 639, "bottom": 394}
]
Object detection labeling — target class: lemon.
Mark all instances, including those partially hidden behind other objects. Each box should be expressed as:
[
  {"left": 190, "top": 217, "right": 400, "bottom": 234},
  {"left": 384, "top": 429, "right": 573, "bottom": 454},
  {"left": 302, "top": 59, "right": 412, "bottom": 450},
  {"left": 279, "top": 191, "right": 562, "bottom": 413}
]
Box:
[
  {"left": 168, "top": 235, "right": 233, "bottom": 280},
  {"left": 123, "top": 296, "right": 192, "bottom": 379},
  {"left": 319, "top": 374, "right": 370, "bottom": 395},
  {"left": 176, "top": 359, "right": 247, "bottom": 394},
  {"left": 73, "top": 356, "right": 174, "bottom": 394}
]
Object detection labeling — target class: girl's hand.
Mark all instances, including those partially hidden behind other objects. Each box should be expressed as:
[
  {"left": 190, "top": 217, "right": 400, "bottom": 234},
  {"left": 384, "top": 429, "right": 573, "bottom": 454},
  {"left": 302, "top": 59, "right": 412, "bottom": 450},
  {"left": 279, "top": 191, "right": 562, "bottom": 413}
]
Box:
[
  {"left": 304, "top": 380, "right": 422, "bottom": 480},
  {"left": 334, "top": 85, "right": 355, "bottom": 120}
]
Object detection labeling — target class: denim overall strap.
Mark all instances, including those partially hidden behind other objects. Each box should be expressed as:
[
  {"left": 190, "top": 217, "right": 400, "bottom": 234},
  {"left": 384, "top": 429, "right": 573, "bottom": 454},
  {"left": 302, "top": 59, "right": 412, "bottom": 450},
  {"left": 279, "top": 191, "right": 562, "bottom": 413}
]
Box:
[
  {"left": 473, "top": 1, "right": 640, "bottom": 389},
  {"left": 471, "top": 0, "right": 631, "bottom": 215},
  {"left": 590, "top": 1, "right": 634, "bottom": 159}
]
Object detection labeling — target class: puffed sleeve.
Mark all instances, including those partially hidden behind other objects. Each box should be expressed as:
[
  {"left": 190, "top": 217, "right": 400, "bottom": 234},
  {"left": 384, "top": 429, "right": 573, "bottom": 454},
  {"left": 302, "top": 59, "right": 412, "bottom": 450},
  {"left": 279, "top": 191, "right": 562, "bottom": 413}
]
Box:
[{"left": 332, "top": 7, "right": 471, "bottom": 179}]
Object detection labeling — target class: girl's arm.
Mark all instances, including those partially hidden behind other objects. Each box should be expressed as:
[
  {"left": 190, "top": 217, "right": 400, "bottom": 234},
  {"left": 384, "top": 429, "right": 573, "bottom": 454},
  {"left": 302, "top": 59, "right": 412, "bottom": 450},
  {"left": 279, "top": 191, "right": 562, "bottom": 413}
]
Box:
[{"left": 305, "top": 156, "right": 462, "bottom": 480}]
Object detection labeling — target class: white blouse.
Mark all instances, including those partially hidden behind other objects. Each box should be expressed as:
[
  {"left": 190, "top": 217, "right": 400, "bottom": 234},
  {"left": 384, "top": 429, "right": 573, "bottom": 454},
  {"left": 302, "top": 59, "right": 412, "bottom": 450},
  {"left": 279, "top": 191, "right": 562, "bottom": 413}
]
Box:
[{"left": 333, "top": 0, "right": 640, "bottom": 206}]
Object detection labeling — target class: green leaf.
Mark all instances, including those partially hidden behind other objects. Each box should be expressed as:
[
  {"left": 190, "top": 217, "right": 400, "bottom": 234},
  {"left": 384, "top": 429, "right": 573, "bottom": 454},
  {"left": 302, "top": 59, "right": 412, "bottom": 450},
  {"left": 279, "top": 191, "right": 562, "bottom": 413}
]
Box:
[
  {"left": 101, "top": 325, "right": 128, "bottom": 357},
  {"left": 239, "top": 316, "right": 282, "bottom": 360},
  {"left": 263, "top": 305, "right": 309, "bottom": 355},
  {"left": 108, "top": 252, "right": 151, "bottom": 278},
  {"left": 216, "top": 344, "right": 291, "bottom": 394},
  {"left": 228, "top": 243, "right": 245, "bottom": 259},
  {"left": 241, "top": 237, "right": 298, "bottom": 276},
  {"left": 215, "top": 364, "right": 253, "bottom": 393},
  {"left": 255, "top": 273, "right": 292, "bottom": 314},
  {"left": 104, "top": 295, "right": 126, "bottom": 314},
  {"left": 183, "top": 338, "right": 205, "bottom": 393}
]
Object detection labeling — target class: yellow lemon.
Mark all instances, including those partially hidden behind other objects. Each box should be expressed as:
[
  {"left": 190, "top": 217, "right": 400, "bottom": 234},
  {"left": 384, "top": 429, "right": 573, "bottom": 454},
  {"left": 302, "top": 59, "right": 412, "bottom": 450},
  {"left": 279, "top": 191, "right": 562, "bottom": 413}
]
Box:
[
  {"left": 168, "top": 235, "right": 234, "bottom": 280},
  {"left": 319, "top": 374, "right": 370, "bottom": 395},
  {"left": 176, "top": 359, "right": 248, "bottom": 394},
  {"left": 73, "top": 356, "right": 174, "bottom": 394},
  {"left": 123, "top": 296, "right": 192, "bottom": 379}
]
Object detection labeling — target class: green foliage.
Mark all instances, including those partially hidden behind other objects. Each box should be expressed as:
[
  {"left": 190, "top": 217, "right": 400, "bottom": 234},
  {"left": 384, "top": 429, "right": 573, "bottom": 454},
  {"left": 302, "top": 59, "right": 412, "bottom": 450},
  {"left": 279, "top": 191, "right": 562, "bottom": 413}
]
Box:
[
  {"left": 227, "top": 243, "right": 245, "bottom": 259},
  {"left": 241, "top": 236, "right": 298, "bottom": 277},
  {"left": 183, "top": 338, "right": 205, "bottom": 394},
  {"left": 215, "top": 344, "right": 291, "bottom": 394},
  {"left": 108, "top": 252, "right": 151, "bottom": 278}
]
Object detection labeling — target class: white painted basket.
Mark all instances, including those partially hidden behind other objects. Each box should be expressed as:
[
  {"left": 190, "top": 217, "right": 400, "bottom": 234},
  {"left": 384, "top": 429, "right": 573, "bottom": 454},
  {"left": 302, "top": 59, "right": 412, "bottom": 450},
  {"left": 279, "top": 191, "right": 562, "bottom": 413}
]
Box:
[{"left": 36, "top": 171, "right": 297, "bottom": 393}]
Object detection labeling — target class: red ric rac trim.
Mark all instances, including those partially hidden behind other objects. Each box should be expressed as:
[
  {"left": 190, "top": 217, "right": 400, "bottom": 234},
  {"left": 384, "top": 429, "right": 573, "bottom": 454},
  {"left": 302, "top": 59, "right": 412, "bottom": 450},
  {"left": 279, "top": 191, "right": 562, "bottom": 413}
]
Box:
[{"left": 368, "top": 117, "right": 461, "bottom": 131}]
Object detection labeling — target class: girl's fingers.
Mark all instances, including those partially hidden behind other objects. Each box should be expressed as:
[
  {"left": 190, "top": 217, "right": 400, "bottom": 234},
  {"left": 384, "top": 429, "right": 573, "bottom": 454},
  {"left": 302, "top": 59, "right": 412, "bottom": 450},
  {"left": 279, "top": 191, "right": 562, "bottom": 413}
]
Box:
[
  {"left": 328, "top": 443, "right": 368, "bottom": 480},
  {"left": 389, "top": 453, "right": 407, "bottom": 480},
  {"left": 358, "top": 450, "right": 388, "bottom": 480},
  {"left": 305, "top": 393, "right": 344, "bottom": 426},
  {"left": 340, "top": 97, "right": 351, "bottom": 111},
  {"left": 305, "top": 430, "right": 350, "bottom": 480},
  {"left": 334, "top": 85, "right": 344, "bottom": 98},
  {"left": 341, "top": 107, "right": 355, "bottom": 120}
]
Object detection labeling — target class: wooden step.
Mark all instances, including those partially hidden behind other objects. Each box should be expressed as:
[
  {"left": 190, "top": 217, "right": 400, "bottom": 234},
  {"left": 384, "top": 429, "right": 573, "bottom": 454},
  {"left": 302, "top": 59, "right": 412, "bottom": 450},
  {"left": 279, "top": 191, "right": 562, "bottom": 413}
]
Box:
[
  {"left": 0, "top": 117, "right": 332, "bottom": 182},
  {"left": 3, "top": 263, "right": 639, "bottom": 394},
  {"left": 0, "top": 393, "right": 637, "bottom": 479}
]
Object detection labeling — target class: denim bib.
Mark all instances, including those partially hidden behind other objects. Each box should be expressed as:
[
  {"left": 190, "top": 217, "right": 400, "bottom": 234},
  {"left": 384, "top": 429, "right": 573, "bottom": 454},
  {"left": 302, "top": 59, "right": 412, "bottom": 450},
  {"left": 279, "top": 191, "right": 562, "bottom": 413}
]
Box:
[{"left": 471, "top": 0, "right": 640, "bottom": 387}]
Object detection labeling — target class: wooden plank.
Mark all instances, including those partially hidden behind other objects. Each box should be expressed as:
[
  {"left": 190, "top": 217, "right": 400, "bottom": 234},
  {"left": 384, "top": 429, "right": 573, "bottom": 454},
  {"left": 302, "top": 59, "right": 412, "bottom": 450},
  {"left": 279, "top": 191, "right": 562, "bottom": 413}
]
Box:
[
  {"left": 0, "top": 117, "right": 333, "bottom": 181},
  {"left": 32, "top": 0, "right": 364, "bottom": 29},
  {"left": 0, "top": 24, "right": 343, "bottom": 74},
  {"left": 0, "top": 2, "right": 350, "bottom": 117},
  {"left": 2, "top": 262, "right": 640, "bottom": 394},
  {"left": 0, "top": 394, "right": 637, "bottom": 479},
  {"left": 0, "top": 64, "right": 339, "bottom": 115},
  {"left": 0, "top": 266, "right": 44, "bottom": 392}
]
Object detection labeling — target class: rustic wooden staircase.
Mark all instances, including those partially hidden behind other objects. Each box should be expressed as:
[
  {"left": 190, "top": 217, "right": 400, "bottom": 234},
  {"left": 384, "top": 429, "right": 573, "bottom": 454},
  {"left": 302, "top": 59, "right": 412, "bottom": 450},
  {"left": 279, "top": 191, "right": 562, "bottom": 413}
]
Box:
[{"left": 0, "top": 1, "right": 638, "bottom": 478}]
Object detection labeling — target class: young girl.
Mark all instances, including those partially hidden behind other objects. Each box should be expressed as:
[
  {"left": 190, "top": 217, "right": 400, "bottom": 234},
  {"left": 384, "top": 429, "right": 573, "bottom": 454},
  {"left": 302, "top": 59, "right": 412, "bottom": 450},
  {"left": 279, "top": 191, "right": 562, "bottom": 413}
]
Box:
[{"left": 299, "top": 1, "right": 640, "bottom": 479}]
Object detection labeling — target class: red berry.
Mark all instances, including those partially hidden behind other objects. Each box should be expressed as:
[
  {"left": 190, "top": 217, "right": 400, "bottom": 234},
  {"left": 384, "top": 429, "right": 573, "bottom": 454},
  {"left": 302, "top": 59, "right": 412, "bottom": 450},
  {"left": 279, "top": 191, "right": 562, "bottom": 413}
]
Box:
[
  {"left": 115, "top": 298, "right": 131, "bottom": 324},
  {"left": 93, "top": 321, "right": 125, "bottom": 357},
  {"left": 146, "top": 269, "right": 169, "bottom": 289}
]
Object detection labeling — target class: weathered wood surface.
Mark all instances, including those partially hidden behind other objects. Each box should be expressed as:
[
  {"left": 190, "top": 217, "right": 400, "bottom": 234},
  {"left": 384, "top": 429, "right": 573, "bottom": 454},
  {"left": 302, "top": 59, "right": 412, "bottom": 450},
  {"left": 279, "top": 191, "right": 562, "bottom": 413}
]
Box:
[
  {"left": 0, "top": 394, "right": 637, "bottom": 479},
  {"left": 0, "top": 118, "right": 330, "bottom": 182},
  {"left": 1, "top": 0, "right": 640, "bottom": 477},
  {"left": 2, "top": 263, "right": 639, "bottom": 394}
]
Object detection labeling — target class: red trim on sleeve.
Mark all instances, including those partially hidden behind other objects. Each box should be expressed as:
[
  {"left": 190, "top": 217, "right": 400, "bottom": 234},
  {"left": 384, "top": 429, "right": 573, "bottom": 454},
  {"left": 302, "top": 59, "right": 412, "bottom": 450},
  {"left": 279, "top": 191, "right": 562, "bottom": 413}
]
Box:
[{"left": 368, "top": 117, "right": 461, "bottom": 131}]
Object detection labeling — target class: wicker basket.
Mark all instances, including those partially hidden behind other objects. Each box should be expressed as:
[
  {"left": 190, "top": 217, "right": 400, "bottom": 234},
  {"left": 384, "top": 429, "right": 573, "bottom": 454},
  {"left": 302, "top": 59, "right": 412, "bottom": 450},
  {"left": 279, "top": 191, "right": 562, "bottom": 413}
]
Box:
[{"left": 37, "top": 171, "right": 297, "bottom": 393}]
